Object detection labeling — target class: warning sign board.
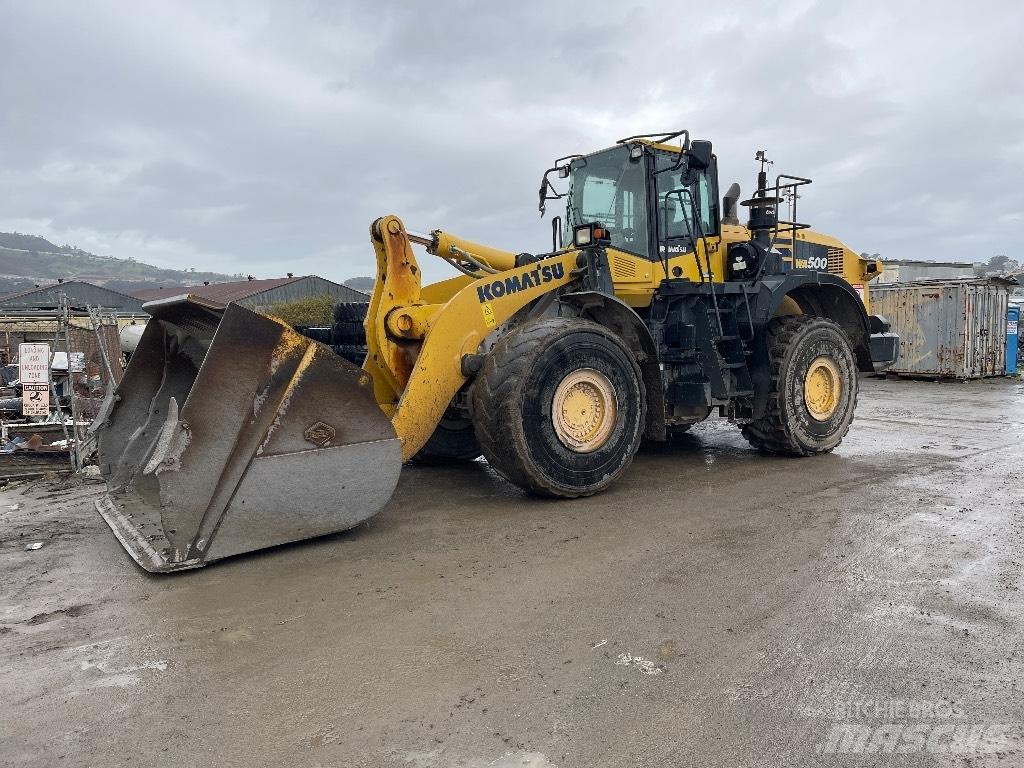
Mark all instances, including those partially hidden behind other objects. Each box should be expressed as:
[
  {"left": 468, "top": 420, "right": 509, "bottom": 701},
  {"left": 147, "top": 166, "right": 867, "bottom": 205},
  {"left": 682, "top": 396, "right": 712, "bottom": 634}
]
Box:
[
  {"left": 22, "top": 383, "right": 50, "bottom": 417},
  {"left": 18, "top": 343, "right": 51, "bottom": 384}
]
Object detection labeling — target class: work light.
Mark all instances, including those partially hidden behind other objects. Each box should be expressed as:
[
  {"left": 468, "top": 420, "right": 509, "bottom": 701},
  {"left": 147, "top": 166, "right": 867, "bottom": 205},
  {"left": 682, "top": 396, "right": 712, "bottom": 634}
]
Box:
[{"left": 573, "top": 222, "right": 610, "bottom": 248}]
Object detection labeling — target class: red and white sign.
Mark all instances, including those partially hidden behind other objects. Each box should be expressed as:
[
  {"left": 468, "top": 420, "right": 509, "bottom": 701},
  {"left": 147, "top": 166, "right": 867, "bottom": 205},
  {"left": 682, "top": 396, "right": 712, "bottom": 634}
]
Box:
[{"left": 18, "top": 343, "right": 51, "bottom": 384}]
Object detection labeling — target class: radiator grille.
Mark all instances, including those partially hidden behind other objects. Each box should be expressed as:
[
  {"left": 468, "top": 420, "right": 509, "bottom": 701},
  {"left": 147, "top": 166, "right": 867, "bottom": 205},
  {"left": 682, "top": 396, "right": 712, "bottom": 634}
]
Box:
[
  {"left": 827, "top": 247, "right": 844, "bottom": 274},
  {"left": 611, "top": 255, "right": 637, "bottom": 281}
]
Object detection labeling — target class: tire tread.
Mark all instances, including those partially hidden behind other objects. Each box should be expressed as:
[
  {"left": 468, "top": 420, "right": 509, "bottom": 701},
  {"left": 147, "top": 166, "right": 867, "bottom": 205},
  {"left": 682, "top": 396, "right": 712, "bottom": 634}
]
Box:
[
  {"left": 740, "top": 315, "right": 858, "bottom": 456},
  {"left": 473, "top": 317, "right": 643, "bottom": 498}
]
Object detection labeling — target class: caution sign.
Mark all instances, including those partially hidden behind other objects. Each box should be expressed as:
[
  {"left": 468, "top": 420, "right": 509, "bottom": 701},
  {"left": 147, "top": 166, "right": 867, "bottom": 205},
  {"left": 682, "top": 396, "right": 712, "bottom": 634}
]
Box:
[
  {"left": 18, "top": 343, "right": 51, "bottom": 384},
  {"left": 481, "top": 302, "right": 497, "bottom": 328},
  {"left": 22, "top": 383, "right": 50, "bottom": 417}
]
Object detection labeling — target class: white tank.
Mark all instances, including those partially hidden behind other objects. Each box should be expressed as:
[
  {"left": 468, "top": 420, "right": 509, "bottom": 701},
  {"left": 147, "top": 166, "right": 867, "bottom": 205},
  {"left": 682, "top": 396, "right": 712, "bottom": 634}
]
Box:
[{"left": 119, "top": 324, "right": 146, "bottom": 355}]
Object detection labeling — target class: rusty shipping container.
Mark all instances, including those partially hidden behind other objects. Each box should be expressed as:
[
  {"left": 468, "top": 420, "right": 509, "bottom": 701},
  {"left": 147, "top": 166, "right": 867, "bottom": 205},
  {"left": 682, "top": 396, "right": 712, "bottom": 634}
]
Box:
[{"left": 871, "top": 278, "right": 1014, "bottom": 378}]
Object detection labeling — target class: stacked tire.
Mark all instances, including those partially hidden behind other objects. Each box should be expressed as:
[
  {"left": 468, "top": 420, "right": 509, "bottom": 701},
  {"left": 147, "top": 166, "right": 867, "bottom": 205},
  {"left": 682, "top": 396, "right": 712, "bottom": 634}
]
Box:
[
  {"left": 326, "top": 300, "right": 482, "bottom": 465},
  {"left": 295, "top": 326, "right": 332, "bottom": 345},
  {"left": 331, "top": 302, "right": 369, "bottom": 366}
]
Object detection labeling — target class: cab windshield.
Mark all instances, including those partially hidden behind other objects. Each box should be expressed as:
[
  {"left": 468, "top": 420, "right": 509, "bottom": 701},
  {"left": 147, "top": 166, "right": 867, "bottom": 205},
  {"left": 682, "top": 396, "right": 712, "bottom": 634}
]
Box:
[{"left": 564, "top": 146, "right": 649, "bottom": 257}]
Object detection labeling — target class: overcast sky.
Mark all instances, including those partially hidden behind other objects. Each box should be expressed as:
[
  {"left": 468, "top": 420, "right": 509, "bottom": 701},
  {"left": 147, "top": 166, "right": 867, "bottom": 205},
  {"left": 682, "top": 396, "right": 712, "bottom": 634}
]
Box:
[{"left": 2, "top": 1, "right": 1022, "bottom": 282}]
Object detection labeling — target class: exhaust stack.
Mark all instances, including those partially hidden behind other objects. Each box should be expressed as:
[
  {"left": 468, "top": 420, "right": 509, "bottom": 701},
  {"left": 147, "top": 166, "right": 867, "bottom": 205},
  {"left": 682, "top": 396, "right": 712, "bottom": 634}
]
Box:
[{"left": 722, "top": 183, "right": 741, "bottom": 225}]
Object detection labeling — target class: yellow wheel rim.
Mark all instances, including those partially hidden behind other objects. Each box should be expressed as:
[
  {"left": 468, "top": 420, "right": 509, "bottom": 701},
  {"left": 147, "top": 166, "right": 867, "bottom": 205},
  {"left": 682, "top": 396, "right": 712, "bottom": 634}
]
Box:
[
  {"left": 552, "top": 368, "right": 617, "bottom": 453},
  {"left": 803, "top": 355, "right": 842, "bottom": 420}
]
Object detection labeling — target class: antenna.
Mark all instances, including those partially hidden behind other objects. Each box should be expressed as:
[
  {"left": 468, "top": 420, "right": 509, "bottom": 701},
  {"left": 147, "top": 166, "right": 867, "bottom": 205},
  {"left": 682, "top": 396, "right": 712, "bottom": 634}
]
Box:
[{"left": 754, "top": 150, "right": 774, "bottom": 193}]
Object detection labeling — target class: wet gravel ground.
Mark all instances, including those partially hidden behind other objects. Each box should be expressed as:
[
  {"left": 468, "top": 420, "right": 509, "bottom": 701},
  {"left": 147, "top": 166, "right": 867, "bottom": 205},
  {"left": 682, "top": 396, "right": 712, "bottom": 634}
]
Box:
[{"left": 1, "top": 375, "right": 1022, "bottom": 767}]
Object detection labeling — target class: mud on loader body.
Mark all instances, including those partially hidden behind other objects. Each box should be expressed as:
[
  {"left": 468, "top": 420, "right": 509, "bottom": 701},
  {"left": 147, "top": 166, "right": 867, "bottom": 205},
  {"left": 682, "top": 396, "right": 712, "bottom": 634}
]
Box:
[{"left": 96, "top": 131, "right": 898, "bottom": 571}]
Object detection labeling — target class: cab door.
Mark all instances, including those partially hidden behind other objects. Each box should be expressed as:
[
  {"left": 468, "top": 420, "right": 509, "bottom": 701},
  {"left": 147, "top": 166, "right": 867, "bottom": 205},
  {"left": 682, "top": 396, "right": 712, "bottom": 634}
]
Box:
[{"left": 651, "top": 151, "right": 721, "bottom": 279}]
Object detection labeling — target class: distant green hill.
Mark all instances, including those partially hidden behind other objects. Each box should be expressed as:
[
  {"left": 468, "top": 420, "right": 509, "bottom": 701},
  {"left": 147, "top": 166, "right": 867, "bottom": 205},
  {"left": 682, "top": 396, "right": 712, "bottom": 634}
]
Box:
[
  {"left": 343, "top": 276, "right": 375, "bottom": 291},
  {"left": 0, "top": 232, "right": 241, "bottom": 296}
]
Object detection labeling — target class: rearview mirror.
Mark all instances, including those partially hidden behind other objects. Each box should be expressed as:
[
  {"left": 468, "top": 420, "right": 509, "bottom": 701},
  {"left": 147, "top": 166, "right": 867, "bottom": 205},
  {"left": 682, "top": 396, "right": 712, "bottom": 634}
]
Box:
[{"left": 687, "top": 140, "right": 713, "bottom": 171}]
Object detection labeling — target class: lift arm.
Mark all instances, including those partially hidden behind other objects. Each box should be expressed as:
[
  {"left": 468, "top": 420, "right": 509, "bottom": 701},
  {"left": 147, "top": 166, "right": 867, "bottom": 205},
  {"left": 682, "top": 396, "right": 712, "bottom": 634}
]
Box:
[{"left": 365, "top": 215, "right": 578, "bottom": 459}]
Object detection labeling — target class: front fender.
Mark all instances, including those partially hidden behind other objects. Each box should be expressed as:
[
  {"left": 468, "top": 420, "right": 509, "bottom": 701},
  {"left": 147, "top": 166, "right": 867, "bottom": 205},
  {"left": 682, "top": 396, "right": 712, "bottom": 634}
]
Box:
[{"left": 757, "top": 271, "right": 875, "bottom": 372}]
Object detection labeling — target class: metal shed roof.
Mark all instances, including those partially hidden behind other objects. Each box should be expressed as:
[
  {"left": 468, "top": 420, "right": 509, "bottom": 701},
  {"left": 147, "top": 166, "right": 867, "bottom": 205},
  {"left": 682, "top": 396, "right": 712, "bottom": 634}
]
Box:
[
  {"left": 0, "top": 280, "right": 147, "bottom": 313},
  {"left": 132, "top": 277, "right": 304, "bottom": 304},
  {"left": 132, "top": 275, "right": 369, "bottom": 309}
]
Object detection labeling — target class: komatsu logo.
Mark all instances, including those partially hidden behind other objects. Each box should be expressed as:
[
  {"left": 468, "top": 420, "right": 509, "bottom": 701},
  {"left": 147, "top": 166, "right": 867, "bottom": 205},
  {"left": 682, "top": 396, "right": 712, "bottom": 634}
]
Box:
[{"left": 476, "top": 262, "right": 565, "bottom": 303}]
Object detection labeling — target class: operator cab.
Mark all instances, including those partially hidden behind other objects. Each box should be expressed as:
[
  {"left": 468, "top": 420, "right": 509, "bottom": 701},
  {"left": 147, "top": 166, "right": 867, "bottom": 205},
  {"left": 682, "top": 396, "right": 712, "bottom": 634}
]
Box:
[
  {"left": 538, "top": 131, "right": 720, "bottom": 264},
  {"left": 538, "top": 133, "right": 820, "bottom": 286}
]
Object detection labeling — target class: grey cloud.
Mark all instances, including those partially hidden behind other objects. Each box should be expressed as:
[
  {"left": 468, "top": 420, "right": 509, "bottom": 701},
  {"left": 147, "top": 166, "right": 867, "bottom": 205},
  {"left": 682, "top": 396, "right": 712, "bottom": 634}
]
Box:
[{"left": 1, "top": 0, "right": 1022, "bottom": 282}]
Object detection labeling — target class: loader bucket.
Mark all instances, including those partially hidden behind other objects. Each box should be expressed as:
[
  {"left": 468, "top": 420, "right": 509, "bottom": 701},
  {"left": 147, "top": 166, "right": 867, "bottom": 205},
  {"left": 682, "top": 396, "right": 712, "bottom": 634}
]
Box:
[{"left": 93, "top": 296, "right": 400, "bottom": 572}]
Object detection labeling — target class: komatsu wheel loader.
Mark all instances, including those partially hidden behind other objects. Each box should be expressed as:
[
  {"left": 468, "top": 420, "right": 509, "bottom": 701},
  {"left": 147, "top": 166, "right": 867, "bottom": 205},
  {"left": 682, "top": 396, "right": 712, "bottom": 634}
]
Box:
[{"left": 94, "top": 130, "right": 898, "bottom": 571}]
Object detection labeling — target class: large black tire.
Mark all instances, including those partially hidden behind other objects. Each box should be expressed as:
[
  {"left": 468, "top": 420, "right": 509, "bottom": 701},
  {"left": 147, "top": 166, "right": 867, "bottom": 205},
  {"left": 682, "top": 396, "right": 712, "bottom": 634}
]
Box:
[
  {"left": 333, "top": 301, "right": 368, "bottom": 323},
  {"left": 296, "top": 326, "right": 332, "bottom": 345},
  {"left": 411, "top": 407, "right": 482, "bottom": 465},
  {"left": 333, "top": 320, "right": 365, "bottom": 344},
  {"left": 333, "top": 301, "right": 368, "bottom": 345},
  {"left": 472, "top": 317, "right": 645, "bottom": 498},
  {"left": 741, "top": 315, "right": 858, "bottom": 456},
  {"left": 333, "top": 343, "right": 367, "bottom": 366}
]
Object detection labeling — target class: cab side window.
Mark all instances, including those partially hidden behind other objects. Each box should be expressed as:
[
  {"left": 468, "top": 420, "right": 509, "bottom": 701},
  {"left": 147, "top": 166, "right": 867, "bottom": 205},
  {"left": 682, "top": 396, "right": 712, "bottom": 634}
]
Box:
[
  {"left": 696, "top": 173, "right": 713, "bottom": 234},
  {"left": 655, "top": 157, "right": 714, "bottom": 242},
  {"left": 656, "top": 167, "right": 692, "bottom": 240}
]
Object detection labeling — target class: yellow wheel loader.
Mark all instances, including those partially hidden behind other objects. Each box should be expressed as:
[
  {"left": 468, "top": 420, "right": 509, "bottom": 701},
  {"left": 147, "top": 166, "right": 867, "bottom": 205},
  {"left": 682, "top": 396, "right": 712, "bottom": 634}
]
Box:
[{"left": 94, "top": 130, "right": 898, "bottom": 571}]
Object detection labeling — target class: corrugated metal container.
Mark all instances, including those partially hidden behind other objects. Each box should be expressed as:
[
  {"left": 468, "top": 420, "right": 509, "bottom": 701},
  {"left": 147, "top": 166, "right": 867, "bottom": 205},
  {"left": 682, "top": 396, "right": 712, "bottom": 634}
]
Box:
[{"left": 871, "top": 278, "right": 1013, "bottom": 378}]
